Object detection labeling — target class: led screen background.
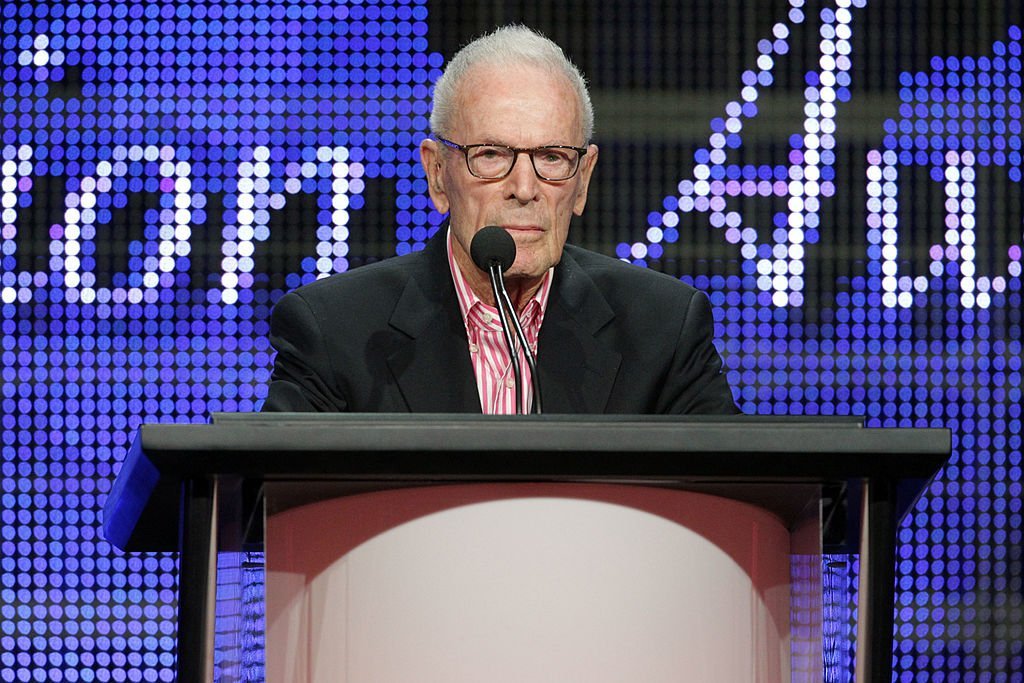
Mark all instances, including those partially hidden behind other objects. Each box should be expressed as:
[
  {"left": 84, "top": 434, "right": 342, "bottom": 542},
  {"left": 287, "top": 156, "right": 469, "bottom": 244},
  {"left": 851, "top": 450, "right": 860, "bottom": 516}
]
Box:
[{"left": 1, "top": 0, "right": 1022, "bottom": 680}]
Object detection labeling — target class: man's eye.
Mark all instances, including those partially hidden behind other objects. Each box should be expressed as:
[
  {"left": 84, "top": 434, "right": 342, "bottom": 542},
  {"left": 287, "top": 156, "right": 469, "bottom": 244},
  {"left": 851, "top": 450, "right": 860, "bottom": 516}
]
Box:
[
  {"left": 473, "top": 147, "right": 506, "bottom": 159},
  {"left": 538, "top": 149, "right": 569, "bottom": 163}
]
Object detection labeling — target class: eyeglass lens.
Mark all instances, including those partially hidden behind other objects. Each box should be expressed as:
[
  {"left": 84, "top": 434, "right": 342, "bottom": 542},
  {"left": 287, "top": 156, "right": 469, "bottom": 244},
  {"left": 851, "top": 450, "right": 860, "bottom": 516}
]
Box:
[{"left": 467, "top": 145, "right": 579, "bottom": 180}]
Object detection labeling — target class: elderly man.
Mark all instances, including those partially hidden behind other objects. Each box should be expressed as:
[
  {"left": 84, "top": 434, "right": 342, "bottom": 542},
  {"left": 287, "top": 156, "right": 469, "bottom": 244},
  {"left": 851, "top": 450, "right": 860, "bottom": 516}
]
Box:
[{"left": 263, "top": 25, "right": 737, "bottom": 414}]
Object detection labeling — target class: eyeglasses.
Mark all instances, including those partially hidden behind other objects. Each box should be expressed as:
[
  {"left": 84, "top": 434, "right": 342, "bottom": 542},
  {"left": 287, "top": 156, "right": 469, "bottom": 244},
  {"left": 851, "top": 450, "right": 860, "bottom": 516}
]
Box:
[{"left": 437, "top": 136, "right": 587, "bottom": 181}]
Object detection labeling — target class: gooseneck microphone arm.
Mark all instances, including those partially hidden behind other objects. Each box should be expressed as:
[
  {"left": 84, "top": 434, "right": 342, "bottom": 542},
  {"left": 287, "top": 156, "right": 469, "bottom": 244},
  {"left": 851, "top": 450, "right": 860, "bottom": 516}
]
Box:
[
  {"left": 486, "top": 264, "right": 524, "bottom": 415},
  {"left": 495, "top": 283, "right": 543, "bottom": 414},
  {"left": 470, "top": 225, "right": 545, "bottom": 415}
]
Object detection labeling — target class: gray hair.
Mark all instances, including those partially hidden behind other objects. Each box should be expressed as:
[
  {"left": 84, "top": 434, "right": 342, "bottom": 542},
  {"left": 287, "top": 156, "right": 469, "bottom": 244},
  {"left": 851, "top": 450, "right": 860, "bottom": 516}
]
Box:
[{"left": 429, "top": 25, "right": 594, "bottom": 143}]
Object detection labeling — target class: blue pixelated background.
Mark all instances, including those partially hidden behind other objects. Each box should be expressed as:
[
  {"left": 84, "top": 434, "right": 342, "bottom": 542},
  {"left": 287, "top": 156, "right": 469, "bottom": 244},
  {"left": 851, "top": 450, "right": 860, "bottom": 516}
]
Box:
[{"left": 1, "top": 0, "right": 1022, "bottom": 681}]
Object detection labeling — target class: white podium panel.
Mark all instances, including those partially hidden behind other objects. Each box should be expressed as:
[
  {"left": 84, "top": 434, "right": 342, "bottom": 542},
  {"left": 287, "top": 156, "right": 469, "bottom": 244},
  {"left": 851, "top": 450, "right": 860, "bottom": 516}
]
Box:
[{"left": 266, "top": 483, "right": 792, "bottom": 683}]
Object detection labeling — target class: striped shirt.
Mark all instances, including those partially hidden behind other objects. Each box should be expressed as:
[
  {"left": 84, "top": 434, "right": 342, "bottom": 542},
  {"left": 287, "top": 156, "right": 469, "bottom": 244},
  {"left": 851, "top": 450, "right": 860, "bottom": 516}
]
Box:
[{"left": 447, "top": 229, "right": 552, "bottom": 414}]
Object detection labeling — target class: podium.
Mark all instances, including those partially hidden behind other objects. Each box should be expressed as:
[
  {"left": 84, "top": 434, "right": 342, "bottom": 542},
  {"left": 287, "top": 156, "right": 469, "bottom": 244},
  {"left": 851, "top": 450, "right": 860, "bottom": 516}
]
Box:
[{"left": 103, "top": 414, "right": 950, "bottom": 682}]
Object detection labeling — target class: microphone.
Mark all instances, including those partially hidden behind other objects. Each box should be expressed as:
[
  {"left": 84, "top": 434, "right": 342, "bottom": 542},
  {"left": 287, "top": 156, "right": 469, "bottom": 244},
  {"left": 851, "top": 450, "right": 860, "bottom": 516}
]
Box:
[
  {"left": 469, "top": 226, "right": 543, "bottom": 414},
  {"left": 470, "top": 227, "right": 522, "bottom": 413},
  {"left": 470, "top": 225, "right": 517, "bottom": 275}
]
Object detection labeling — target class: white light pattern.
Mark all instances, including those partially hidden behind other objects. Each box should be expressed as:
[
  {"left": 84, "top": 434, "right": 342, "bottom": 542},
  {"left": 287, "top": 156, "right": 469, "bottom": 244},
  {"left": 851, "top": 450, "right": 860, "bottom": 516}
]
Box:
[
  {"left": 866, "top": 148, "right": 1022, "bottom": 309},
  {"left": 864, "top": 29, "right": 1024, "bottom": 309},
  {"left": 2, "top": 144, "right": 196, "bottom": 305},
  {"left": 0, "top": 143, "right": 363, "bottom": 307},
  {"left": 17, "top": 33, "right": 64, "bottom": 72},
  {"left": 623, "top": 0, "right": 867, "bottom": 308},
  {"left": 219, "top": 145, "right": 363, "bottom": 305}
]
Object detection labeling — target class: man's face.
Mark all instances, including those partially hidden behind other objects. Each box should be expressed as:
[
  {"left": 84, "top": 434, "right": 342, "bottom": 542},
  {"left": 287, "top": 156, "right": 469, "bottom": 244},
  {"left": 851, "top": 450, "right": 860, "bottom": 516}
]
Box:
[{"left": 420, "top": 62, "right": 599, "bottom": 284}]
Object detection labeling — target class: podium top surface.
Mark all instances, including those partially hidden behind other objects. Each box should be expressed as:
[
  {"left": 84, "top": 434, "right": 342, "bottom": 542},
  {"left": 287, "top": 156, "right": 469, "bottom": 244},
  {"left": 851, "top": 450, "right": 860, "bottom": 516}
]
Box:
[{"left": 103, "top": 414, "right": 951, "bottom": 551}]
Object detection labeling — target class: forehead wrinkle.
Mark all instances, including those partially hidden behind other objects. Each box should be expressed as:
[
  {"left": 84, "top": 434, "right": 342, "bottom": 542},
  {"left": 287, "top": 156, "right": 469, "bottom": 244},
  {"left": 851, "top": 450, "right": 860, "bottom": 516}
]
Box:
[{"left": 447, "top": 63, "right": 584, "bottom": 146}]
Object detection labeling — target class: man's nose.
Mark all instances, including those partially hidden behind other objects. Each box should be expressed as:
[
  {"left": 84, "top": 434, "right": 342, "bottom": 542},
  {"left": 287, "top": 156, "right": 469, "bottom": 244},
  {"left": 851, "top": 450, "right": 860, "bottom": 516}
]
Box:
[{"left": 505, "top": 152, "right": 541, "bottom": 203}]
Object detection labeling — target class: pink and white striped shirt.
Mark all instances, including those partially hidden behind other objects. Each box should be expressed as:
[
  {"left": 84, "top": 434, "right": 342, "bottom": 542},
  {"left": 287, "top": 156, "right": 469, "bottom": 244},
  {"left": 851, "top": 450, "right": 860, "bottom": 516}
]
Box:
[{"left": 447, "top": 229, "right": 552, "bottom": 414}]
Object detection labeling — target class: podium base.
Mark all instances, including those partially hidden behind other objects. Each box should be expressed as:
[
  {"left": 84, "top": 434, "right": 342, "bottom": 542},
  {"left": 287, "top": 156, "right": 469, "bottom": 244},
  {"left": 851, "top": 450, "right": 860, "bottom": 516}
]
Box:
[{"left": 266, "top": 483, "right": 794, "bottom": 683}]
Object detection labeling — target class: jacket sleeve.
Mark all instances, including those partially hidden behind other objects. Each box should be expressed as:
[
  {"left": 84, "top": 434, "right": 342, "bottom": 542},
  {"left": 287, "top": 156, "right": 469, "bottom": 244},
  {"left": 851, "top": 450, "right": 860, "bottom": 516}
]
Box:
[
  {"left": 261, "top": 290, "right": 348, "bottom": 412},
  {"left": 658, "top": 290, "right": 740, "bottom": 415}
]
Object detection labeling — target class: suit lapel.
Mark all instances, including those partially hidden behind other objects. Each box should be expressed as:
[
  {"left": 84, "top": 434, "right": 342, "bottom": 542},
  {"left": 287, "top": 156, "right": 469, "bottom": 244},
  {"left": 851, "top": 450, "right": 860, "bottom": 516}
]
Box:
[
  {"left": 385, "top": 236, "right": 481, "bottom": 413},
  {"left": 383, "top": 236, "right": 622, "bottom": 414},
  {"left": 537, "top": 249, "right": 622, "bottom": 413}
]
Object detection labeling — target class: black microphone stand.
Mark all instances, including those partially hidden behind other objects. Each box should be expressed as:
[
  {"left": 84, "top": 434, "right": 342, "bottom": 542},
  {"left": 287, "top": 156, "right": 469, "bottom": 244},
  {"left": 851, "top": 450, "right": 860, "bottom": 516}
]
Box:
[
  {"left": 494, "top": 281, "right": 543, "bottom": 415},
  {"left": 473, "top": 225, "right": 544, "bottom": 415},
  {"left": 487, "top": 264, "right": 524, "bottom": 414}
]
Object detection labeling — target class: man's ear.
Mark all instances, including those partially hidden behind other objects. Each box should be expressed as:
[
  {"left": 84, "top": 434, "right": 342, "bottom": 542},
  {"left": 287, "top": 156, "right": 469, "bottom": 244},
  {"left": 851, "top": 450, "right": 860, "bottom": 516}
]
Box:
[
  {"left": 573, "top": 143, "right": 599, "bottom": 216},
  {"left": 419, "top": 138, "right": 450, "bottom": 214}
]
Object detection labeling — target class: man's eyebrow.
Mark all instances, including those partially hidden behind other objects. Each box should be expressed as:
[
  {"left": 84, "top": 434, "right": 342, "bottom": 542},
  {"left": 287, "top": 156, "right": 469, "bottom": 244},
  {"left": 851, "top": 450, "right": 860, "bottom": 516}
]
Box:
[{"left": 474, "top": 138, "right": 574, "bottom": 148}]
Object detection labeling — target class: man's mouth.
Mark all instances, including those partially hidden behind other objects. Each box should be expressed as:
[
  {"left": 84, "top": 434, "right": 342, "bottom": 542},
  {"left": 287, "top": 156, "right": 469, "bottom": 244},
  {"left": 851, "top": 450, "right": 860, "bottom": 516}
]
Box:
[{"left": 501, "top": 225, "right": 545, "bottom": 232}]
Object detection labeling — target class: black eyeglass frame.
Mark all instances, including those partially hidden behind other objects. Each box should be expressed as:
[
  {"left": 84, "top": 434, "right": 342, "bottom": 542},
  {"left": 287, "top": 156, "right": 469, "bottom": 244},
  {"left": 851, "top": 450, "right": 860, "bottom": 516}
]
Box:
[{"left": 436, "top": 136, "right": 588, "bottom": 181}]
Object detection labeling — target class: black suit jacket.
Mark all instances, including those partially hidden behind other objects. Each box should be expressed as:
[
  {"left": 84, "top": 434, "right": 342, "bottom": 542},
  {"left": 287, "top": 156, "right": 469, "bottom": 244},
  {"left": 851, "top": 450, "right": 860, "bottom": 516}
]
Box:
[{"left": 263, "top": 233, "right": 738, "bottom": 414}]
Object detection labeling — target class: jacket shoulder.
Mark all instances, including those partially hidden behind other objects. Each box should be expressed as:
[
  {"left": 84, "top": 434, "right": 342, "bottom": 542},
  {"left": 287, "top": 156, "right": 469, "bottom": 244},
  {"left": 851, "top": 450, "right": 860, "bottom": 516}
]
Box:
[{"left": 561, "top": 244, "right": 702, "bottom": 301}]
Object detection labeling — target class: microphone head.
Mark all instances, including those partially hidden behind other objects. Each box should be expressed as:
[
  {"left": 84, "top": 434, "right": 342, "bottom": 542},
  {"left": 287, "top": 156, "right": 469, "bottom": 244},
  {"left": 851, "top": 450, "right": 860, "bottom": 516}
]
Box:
[{"left": 470, "top": 225, "right": 517, "bottom": 273}]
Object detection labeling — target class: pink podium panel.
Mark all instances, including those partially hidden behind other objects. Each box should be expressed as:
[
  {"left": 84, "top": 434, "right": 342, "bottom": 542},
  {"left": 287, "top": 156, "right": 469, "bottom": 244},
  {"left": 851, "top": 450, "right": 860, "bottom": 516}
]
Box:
[{"left": 266, "top": 483, "right": 794, "bottom": 683}]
